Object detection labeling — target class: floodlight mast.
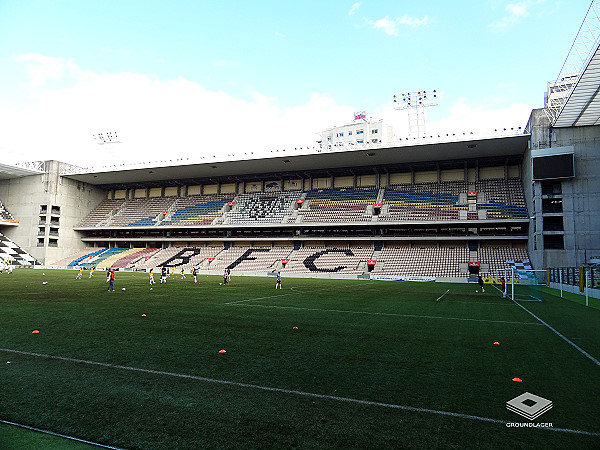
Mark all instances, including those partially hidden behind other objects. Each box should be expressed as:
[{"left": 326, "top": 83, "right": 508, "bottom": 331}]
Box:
[
  {"left": 393, "top": 90, "right": 438, "bottom": 141},
  {"left": 93, "top": 131, "right": 122, "bottom": 145}
]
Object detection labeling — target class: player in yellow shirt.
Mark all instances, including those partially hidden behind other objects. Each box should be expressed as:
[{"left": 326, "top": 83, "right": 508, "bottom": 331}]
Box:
[{"left": 76, "top": 268, "right": 83, "bottom": 280}]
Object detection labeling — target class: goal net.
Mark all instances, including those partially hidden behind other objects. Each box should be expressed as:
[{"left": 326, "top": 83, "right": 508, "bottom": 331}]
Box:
[{"left": 506, "top": 268, "right": 547, "bottom": 301}]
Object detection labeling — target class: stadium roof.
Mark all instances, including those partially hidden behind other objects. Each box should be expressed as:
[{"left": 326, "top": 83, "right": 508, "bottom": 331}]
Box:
[
  {"left": 0, "top": 162, "right": 44, "bottom": 181},
  {"left": 549, "top": 2, "right": 600, "bottom": 127},
  {"left": 65, "top": 134, "right": 530, "bottom": 189},
  {"left": 553, "top": 42, "right": 600, "bottom": 127}
]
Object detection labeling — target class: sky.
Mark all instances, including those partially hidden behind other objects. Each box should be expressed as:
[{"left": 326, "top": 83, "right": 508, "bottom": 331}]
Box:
[{"left": 0, "top": 0, "right": 595, "bottom": 169}]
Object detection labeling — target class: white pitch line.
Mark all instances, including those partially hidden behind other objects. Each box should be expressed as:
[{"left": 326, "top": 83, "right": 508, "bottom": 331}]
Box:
[
  {"left": 1, "top": 348, "right": 598, "bottom": 437},
  {"left": 435, "top": 289, "right": 450, "bottom": 302},
  {"left": 228, "top": 303, "right": 543, "bottom": 326},
  {"left": 224, "top": 287, "right": 328, "bottom": 305},
  {"left": 224, "top": 292, "right": 297, "bottom": 305},
  {"left": 510, "top": 300, "right": 600, "bottom": 367},
  {"left": 0, "top": 419, "right": 125, "bottom": 449}
]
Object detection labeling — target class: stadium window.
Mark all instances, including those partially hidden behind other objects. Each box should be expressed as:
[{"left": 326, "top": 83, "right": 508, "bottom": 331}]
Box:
[
  {"left": 39, "top": 205, "right": 48, "bottom": 214},
  {"left": 348, "top": 131, "right": 352, "bottom": 136},
  {"left": 356, "top": 129, "right": 363, "bottom": 134},
  {"left": 543, "top": 234, "right": 564, "bottom": 250},
  {"left": 371, "top": 129, "right": 378, "bottom": 134},
  {"left": 51, "top": 205, "right": 60, "bottom": 215},
  {"left": 542, "top": 198, "right": 563, "bottom": 213},
  {"left": 48, "top": 238, "right": 58, "bottom": 247},
  {"left": 37, "top": 237, "right": 45, "bottom": 247}
]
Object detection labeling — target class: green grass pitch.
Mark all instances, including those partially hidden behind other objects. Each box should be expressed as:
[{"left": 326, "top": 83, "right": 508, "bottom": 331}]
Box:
[{"left": 0, "top": 269, "right": 599, "bottom": 449}]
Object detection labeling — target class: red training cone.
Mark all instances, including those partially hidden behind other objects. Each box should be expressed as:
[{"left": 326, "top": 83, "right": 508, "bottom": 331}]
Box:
[
  {"left": 512, "top": 377, "right": 522, "bottom": 382},
  {"left": 293, "top": 326, "right": 298, "bottom": 330},
  {"left": 219, "top": 349, "right": 226, "bottom": 353},
  {"left": 32, "top": 330, "right": 40, "bottom": 334}
]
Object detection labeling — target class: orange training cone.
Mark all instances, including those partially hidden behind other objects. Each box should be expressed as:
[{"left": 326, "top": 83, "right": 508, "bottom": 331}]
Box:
[
  {"left": 493, "top": 341, "right": 500, "bottom": 345},
  {"left": 219, "top": 349, "right": 226, "bottom": 353},
  {"left": 512, "top": 377, "right": 522, "bottom": 382},
  {"left": 141, "top": 314, "right": 147, "bottom": 317},
  {"left": 32, "top": 330, "right": 40, "bottom": 334}
]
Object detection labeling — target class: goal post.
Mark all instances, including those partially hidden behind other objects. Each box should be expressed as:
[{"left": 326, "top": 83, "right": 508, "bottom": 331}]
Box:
[{"left": 507, "top": 268, "right": 548, "bottom": 301}]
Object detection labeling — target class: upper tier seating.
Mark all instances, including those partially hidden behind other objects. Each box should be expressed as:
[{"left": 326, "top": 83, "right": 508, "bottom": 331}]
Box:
[
  {"left": 160, "top": 194, "right": 233, "bottom": 226},
  {"left": 117, "top": 197, "right": 177, "bottom": 227},
  {"left": 78, "top": 178, "right": 528, "bottom": 227},
  {"left": 297, "top": 188, "right": 378, "bottom": 223},
  {"left": 226, "top": 192, "right": 297, "bottom": 224},
  {"left": 379, "top": 184, "right": 465, "bottom": 222}
]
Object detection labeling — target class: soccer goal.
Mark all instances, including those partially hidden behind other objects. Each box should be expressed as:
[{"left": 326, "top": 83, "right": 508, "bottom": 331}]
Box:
[{"left": 504, "top": 268, "right": 548, "bottom": 301}]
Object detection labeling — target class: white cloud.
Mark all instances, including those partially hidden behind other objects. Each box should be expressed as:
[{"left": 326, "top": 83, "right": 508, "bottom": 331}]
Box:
[
  {"left": 489, "top": 0, "right": 544, "bottom": 29},
  {"left": 1, "top": 55, "right": 353, "bottom": 168},
  {"left": 15, "top": 53, "right": 83, "bottom": 87},
  {"left": 365, "top": 14, "right": 429, "bottom": 36},
  {"left": 348, "top": 2, "right": 361, "bottom": 16}
]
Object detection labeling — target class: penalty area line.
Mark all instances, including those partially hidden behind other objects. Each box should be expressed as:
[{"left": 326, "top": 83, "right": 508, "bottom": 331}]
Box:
[
  {"left": 228, "top": 304, "right": 543, "bottom": 326},
  {"left": 510, "top": 300, "right": 600, "bottom": 367},
  {"left": 0, "top": 348, "right": 598, "bottom": 437}
]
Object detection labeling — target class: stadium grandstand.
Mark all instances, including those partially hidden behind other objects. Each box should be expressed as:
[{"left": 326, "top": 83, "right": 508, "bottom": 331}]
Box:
[{"left": 0, "top": 129, "right": 571, "bottom": 280}]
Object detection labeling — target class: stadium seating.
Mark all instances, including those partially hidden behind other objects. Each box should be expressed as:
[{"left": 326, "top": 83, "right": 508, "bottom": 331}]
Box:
[
  {"left": 0, "top": 199, "right": 16, "bottom": 222},
  {"left": 282, "top": 245, "right": 373, "bottom": 274},
  {"left": 78, "top": 178, "right": 528, "bottom": 227},
  {"left": 297, "top": 188, "right": 378, "bottom": 223},
  {"left": 160, "top": 194, "right": 233, "bottom": 226},
  {"left": 478, "top": 245, "right": 530, "bottom": 276},
  {"left": 77, "top": 200, "right": 125, "bottom": 227},
  {"left": 54, "top": 241, "right": 532, "bottom": 279},
  {"left": 379, "top": 184, "right": 465, "bottom": 222},
  {"left": 208, "top": 246, "right": 293, "bottom": 272},
  {"left": 0, "top": 232, "right": 38, "bottom": 265},
  {"left": 369, "top": 244, "right": 469, "bottom": 278},
  {"left": 226, "top": 192, "right": 297, "bottom": 224}
]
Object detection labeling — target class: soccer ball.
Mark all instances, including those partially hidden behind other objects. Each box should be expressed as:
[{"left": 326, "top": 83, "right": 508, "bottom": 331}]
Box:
[
  {"left": 476, "top": 290, "right": 479, "bottom": 293},
  {"left": 219, "top": 283, "right": 222, "bottom": 285},
  {"left": 122, "top": 287, "right": 126, "bottom": 291}
]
